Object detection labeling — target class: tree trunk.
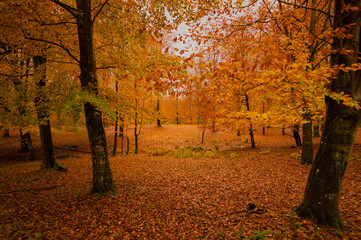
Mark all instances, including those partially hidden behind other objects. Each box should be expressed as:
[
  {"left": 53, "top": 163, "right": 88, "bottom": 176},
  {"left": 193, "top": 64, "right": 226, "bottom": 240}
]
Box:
[
  {"left": 201, "top": 129, "right": 205, "bottom": 144},
  {"left": 245, "top": 94, "right": 256, "bottom": 149},
  {"left": 313, "top": 125, "right": 320, "bottom": 137},
  {"left": 296, "top": 98, "right": 360, "bottom": 229},
  {"left": 176, "top": 94, "right": 180, "bottom": 125},
  {"left": 301, "top": 113, "right": 313, "bottom": 165},
  {"left": 156, "top": 96, "right": 161, "bottom": 127},
  {"left": 126, "top": 136, "right": 129, "bottom": 155},
  {"left": 296, "top": 0, "right": 361, "bottom": 229},
  {"left": 75, "top": 0, "right": 113, "bottom": 193},
  {"left": 20, "top": 129, "right": 35, "bottom": 161},
  {"left": 33, "top": 55, "right": 61, "bottom": 170},
  {"left": 112, "top": 113, "right": 118, "bottom": 156},
  {"left": 282, "top": 127, "right": 285, "bottom": 135},
  {"left": 293, "top": 125, "right": 302, "bottom": 146}
]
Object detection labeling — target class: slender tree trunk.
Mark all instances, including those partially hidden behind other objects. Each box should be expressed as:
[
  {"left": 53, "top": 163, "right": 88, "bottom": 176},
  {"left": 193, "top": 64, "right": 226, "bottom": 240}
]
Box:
[
  {"left": 20, "top": 129, "right": 35, "bottom": 161},
  {"left": 282, "top": 127, "right": 285, "bottom": 135},
  {"left": 313, "top": 125, "right": 320, "bottom": 137},
  {"left": 126, "top": 136, "right": 129, "bottom": 155},
  {"left": 75, "top": 0, "right": 113, "bottom": 193},
  {"left": 201, "top": 129, "right": 205, "bottom": 144},
  {"left": 112, "top": 113, "right": 118, "bottom": 156},
  {"left": 262, "top": 102, "right": 265, "bottom": 135},
  {"left": 135, "top": 119, "right": 138, "bottom": 154},
  {"left": 245, "top": 94, "right": 256, "bottom": 149},
  {"left": 176, "top": 94, "right": 180, "bottom": 125},
  {"left": 112, "top": 81, "right": 118, "bottom": 156},
  {"left": 156, "top": 96, "right": 161, "bottom": 127},
  {"left": 34, "top": 55, "right": 61, "bottom": 170},
  {"left": 301, "top": 113, "right": 313, "bottom": 165},
  {"left": 300, "top": 0, "right": 316, "bottom": 165},
  {"left": 293, "top": 125, "right": 302, "bottom": 146},
  {"left": 296, "top": 0, "right": 361, "bottom": 229}
]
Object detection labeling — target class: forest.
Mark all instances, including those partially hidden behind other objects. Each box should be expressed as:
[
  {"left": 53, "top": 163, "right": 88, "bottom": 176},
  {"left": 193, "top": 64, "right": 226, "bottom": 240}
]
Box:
[{"left": 1, "top": 0, "right": 361, "bottom": 239}]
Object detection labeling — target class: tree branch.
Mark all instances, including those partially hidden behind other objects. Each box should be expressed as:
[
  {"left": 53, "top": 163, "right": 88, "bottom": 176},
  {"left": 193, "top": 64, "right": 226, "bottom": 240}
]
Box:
[
  {"left": 50, "top": 0, "right": 79, "bottom": 19},
  {"left": 22, "top": 29, "right": 80, "bottom": 63},
  {"left": 92, "top": 0, "right": 110, "bottom": 23},
  {"left": 278, "top": 0, "right": 333, "bottom": 18}
]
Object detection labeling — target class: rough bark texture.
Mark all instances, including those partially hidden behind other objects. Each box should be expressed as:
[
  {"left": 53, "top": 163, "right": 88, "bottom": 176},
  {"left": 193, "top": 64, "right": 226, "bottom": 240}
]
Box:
[
  {"left": 75, "top": 0, "right": 114, "bottom": 193},
  {"left": 296, "top": 0, "right": 361, "bottom": 229},
  {"left": 301, "top": 113, "right": 313, "bottom": 165}
]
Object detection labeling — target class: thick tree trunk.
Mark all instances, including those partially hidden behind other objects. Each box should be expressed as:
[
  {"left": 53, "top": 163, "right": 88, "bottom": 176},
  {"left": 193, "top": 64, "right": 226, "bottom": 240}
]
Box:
[
  {"left": 33, "top": 55, "right": 61, "bottom": 170},
  {"left": 296, "top": 0, "right": 361, "bottom": 229},
  {"left": 75, "top": 0, "right": 113, "bottom": 193},
  {"left": 301, "top": 113, "right": 313, "bottom": 165},
  {"left": 296, "top": 98, "right": 360, "bottom": 229}
]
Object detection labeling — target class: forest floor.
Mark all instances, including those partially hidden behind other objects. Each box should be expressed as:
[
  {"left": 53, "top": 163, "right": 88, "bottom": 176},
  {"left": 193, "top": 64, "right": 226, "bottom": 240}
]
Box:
[{"left": 0, "top": 125, "right": 361, "bottom": 239}]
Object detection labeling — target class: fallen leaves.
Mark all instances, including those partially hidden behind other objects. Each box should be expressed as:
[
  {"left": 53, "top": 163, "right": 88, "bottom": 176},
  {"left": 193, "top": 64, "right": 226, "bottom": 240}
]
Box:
[{"left": 0, "top": 125, "right": 361, "bottom": 239}]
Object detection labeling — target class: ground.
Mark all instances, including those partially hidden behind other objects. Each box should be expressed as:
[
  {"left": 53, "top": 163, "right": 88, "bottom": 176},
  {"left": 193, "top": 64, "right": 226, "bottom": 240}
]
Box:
[{"left": 0, "top": 125, "right": 360, "bottom": 239}]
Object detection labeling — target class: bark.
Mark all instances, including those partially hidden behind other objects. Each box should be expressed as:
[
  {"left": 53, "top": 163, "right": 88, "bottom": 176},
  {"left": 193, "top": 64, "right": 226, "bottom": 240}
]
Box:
[
  {"left": 112, "top": 81, "right": 118, "bottom": 156},
  {"left": 176, "top": 94, "right": 180, "bottom": 125},
  {"left": 245, "top": 94, "right": 256, "bottom": 149},
  {"left": 126, "top": 136, "right": 129, "bottom": 155},
  {"left": 301, "top": 113, "right": 313, "bottom": 165},
  {"left": 156, "top": 96, "right": 161, "bottom": 127},
  {"left": 20, "top": 129, "right": 35, "bottom": 161},
  {"left": 296, "top": 0, "right": 361, "bottom": 229},
  {"left": 293, "top": 125, "right": 302, "bottom": 146},
  {"left": 112, "top": 113, "right": 118, "bottom": 156},
  {"left": 282, "top": 127, "right": 285, "bottom": 135},
  {"left": 33, "top": 55, "right": 61, "bottom": 170},
  {"left": 313, "top": 125, "right": 320, "bottom": 137},
  {"left": 75, "top": 0, "right": 114, "bottom": 193},
  {"left": 201, "top": 129, "right": 205, "bottom": 144}
]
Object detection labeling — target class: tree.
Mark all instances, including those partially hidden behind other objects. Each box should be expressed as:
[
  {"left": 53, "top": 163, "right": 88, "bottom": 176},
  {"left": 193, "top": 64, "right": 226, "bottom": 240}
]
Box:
[
  {"left": 33, "top": 54, "right": 65, "bottom": 170},
  {"left": 52, "top": 0, "right": 114, "bottom": 193},
  {"left": 296, "top": 0, "right": 361, "bottom": 229}
]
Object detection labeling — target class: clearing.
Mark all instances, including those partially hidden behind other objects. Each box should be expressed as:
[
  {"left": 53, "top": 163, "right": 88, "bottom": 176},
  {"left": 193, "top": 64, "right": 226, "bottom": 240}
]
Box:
[{"left": 0, "top": 125, "right": 361, "bottom": 239}]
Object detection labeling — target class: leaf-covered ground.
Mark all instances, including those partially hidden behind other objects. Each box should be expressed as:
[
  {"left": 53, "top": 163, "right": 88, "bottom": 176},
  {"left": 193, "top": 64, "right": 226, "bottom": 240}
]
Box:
[{"left": 1, "top": 125, "right": 361, "bottom": 239}]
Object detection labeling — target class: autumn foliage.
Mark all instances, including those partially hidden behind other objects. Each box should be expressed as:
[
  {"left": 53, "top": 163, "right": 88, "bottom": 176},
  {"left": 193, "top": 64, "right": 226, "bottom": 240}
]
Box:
[{"left": 1, "top": 0, "right": 361, "bottom": 236}]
